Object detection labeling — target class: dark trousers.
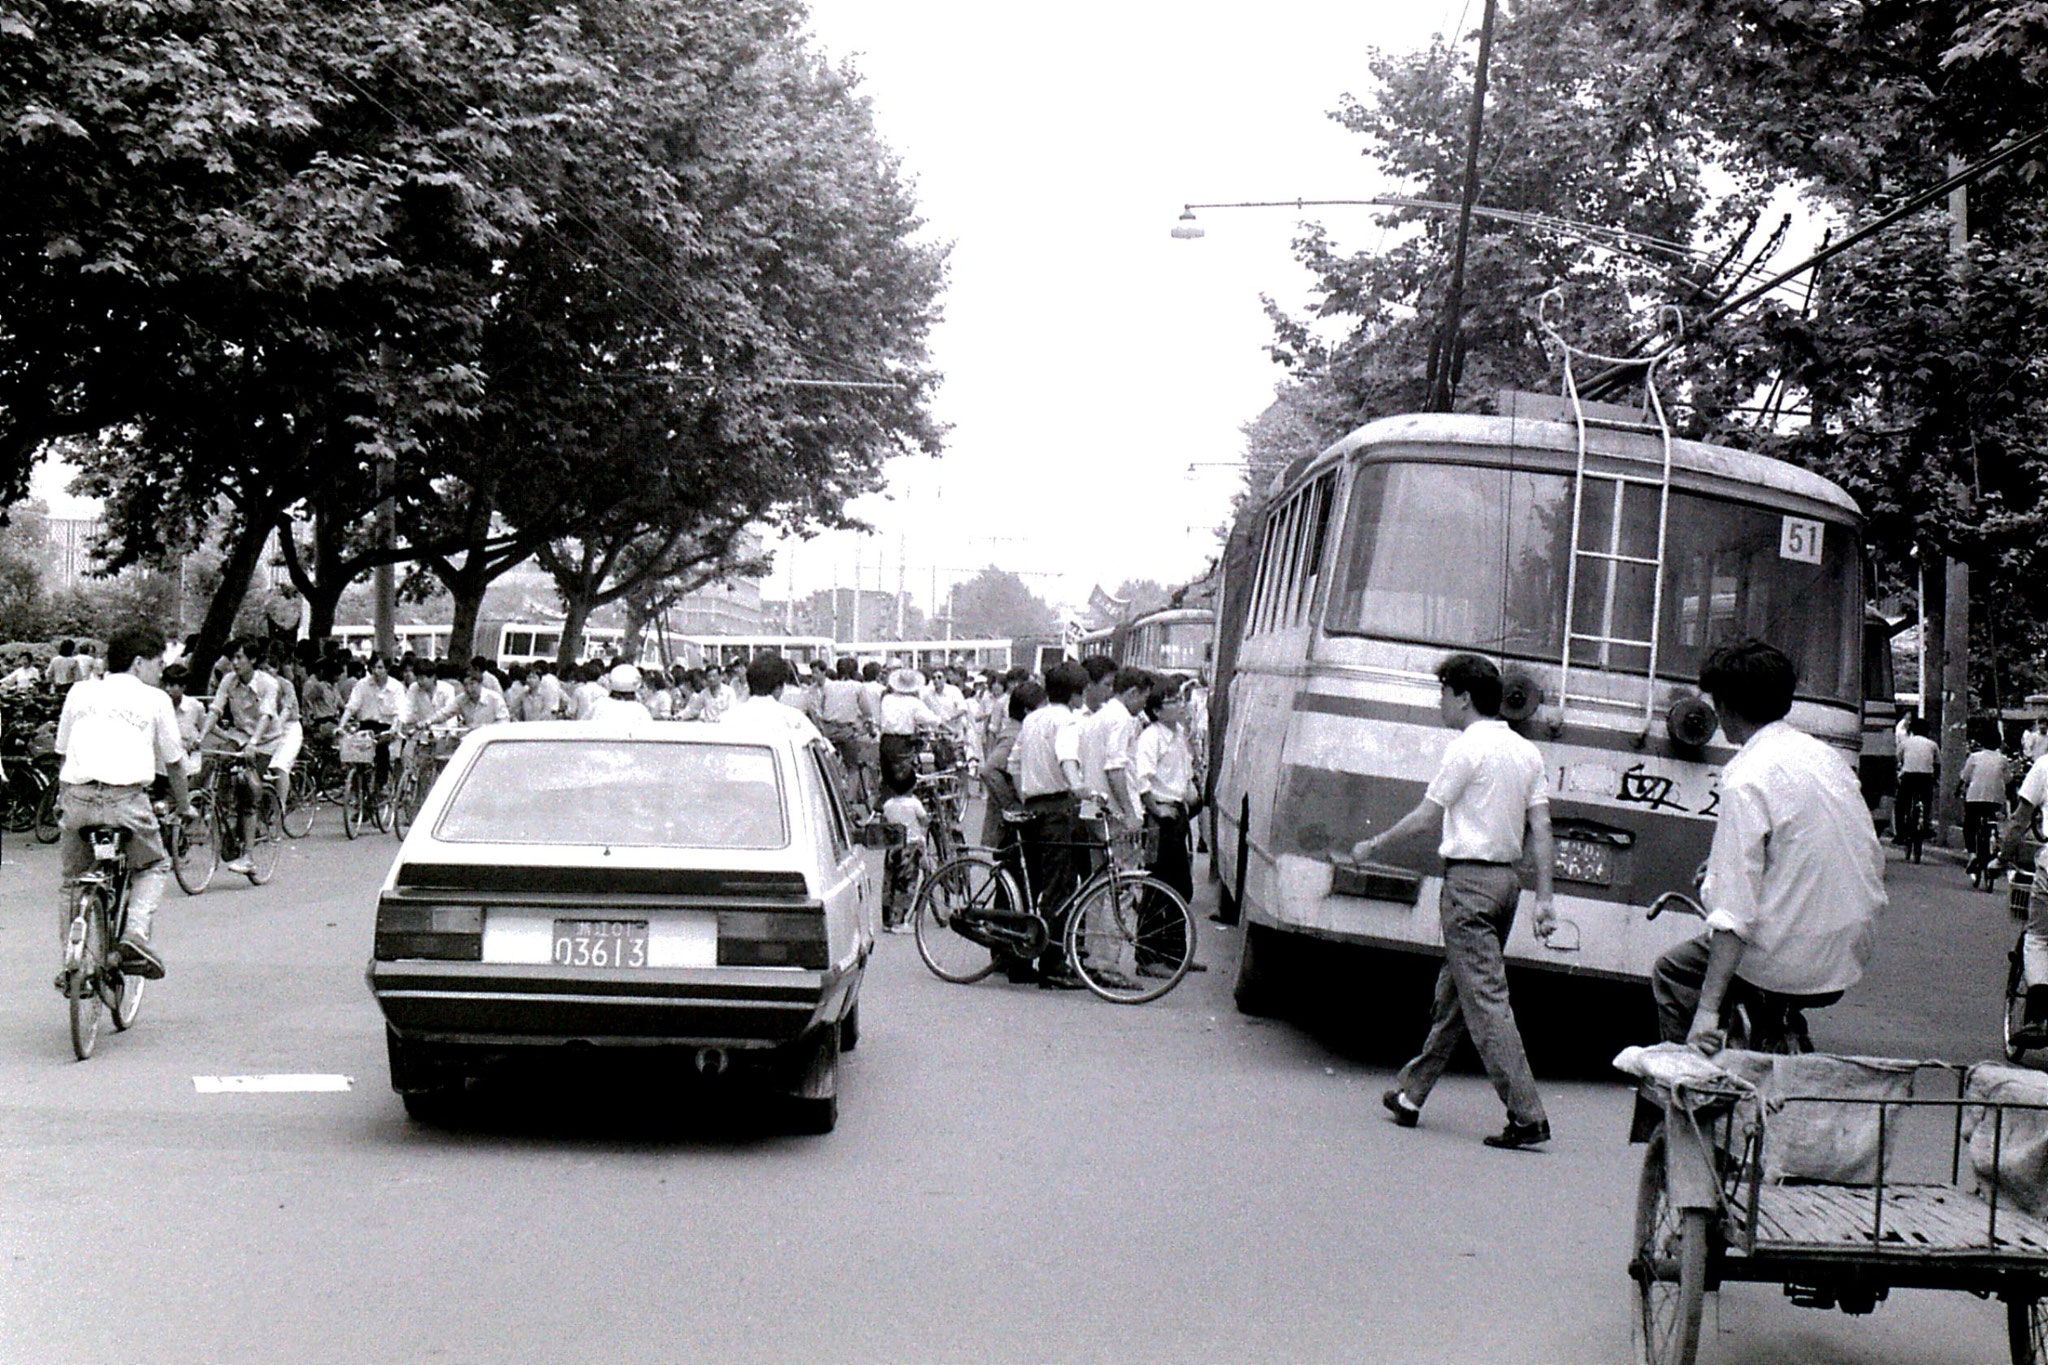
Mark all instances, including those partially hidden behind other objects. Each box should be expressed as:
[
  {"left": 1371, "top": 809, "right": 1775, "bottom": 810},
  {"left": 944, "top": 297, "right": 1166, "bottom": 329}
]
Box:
[
  {"left": 1021, "top": 793, "right": 1080, "bottom": 972},
  {"left": 1966, "top": 801, "right": 2001, "bottom": 875},
  {"left": 1896, "top": 772, "right": 1935, "bottom": 849},
  {"left": 1394, "top": 862, "right": 1545, "bottom": 1126},
  {"left": 1139, "top": 806, "right": 1192, "bottom": 967},
  {"left": 1649, "top": 934, "right": 1844, "bottom": 1045}
]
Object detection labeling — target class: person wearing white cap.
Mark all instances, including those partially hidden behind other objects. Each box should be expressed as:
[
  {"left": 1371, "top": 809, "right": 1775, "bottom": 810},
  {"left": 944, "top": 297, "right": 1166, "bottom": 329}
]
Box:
[
  {"left": 586, "top": 663, "right": 653, "bottom": 723},
  {"left": 724, "top": 655, "right": 823, "bottom": 743},
  {"left": 880, "top": 666, "right": 942, "bottom": 790}
]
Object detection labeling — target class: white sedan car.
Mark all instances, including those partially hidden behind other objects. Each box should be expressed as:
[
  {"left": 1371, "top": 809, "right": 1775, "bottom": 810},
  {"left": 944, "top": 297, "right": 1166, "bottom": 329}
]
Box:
[{"left": 365, "top": 720, "right": 883, "bottom": 1132}]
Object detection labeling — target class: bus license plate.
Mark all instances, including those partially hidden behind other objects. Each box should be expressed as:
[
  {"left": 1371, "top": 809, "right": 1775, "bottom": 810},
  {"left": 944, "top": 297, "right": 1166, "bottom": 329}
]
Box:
[
  {"left": 1554, "top": 839, "right": 1614, "bottom": 887},
  {"left": 552, "top": 919, "right": 649, "bottom": 968}
]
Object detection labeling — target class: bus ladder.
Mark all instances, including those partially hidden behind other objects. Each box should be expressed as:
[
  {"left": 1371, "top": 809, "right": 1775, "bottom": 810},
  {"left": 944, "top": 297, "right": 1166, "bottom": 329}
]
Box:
[{"left": 1538, "top": 291, "right": 1683, "bottom": 738}]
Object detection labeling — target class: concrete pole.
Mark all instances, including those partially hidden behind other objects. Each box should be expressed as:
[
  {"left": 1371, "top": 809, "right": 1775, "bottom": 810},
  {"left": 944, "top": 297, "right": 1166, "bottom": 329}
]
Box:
[
  {"left": 1937, "top": 162, "right": 1971, "bottom": 843},
  {"left": 373, "top": 452, "right": 396, "bottom": 659}
]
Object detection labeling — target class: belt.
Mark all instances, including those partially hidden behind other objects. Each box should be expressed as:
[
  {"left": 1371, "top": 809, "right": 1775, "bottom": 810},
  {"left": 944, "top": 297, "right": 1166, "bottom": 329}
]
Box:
[
  {"left": 1443, "top": 858, "right": 1516, "bottom": 868},
  {"left": 1024, "top": 792, "right": 1075, "bottom": 805}
]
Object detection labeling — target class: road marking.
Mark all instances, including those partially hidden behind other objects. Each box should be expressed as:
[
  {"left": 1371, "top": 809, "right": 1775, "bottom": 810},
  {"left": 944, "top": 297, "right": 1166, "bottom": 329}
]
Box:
[{"left": 193, "top": 1074, "right": 354, "bottom": 1094}]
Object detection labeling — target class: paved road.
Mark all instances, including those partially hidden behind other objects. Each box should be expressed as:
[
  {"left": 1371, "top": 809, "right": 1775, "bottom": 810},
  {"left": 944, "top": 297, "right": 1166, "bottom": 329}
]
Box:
[{"left": 0, "top": 823, "right": 2027, "bottom": 1363}]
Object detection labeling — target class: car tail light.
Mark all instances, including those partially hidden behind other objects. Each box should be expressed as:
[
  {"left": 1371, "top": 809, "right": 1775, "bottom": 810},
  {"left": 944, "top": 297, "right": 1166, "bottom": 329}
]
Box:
[
  {"left": 717, "top": 909, "right": 827, "bottom": 969},
  {"left": 374, "top": 902, "right": 483, "bottom": 961}
]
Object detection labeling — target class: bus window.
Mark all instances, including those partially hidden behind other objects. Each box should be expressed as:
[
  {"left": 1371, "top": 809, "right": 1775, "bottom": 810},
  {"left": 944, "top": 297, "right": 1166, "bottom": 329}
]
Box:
[
  {"left": 505, "top": 630, "right": 533, "bottom": 657},
  {"left": 1657, "top": 492, "right": 1861, "bottom": 704},
  {"left": 1327, "top": 462, "right": 1574, "bottom": 655}
]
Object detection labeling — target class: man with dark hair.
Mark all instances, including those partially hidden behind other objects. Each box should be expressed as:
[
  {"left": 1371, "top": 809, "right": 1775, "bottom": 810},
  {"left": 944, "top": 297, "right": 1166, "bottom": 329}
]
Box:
[
  {"left": 198, "top": 637, "right": 283, "bottom": 875},
  {"left": 1353, "top": 651, "right": 1556, "bottom": 1149},
  {"left": 1649, "top": 638, "right": 1884, "bottom": 1053},
  {"left": 53, "top": 624, "right": 192, "bottom": 981},
  {"left": 1079, "top": 655, "right": 1118, "bottom": 713},
  {"left": 1079, "top": 665, "right": 1151, "bottom": 836},
  {"left": 1008, "top": 660, "right": 1089, "bottom": 987},
  {"left": 1896, "top": 714, "right": 1939, "bottom": 861},
  {"left": 725, "top": 654, "right": 822, "bottom": 742}
]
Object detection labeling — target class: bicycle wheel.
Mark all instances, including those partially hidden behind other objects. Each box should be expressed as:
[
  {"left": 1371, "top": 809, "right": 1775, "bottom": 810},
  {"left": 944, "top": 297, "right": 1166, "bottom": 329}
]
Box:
[
  {"left": 2, "top": 768, "right": 38, "bottom": 832},
  {"left": 246, "top": 789, "right": 283, "bottom": 884},
  {"left": 911, "top": 855, "right": 1011, "bottom": 984},
  {"left": 2009, "top": 1296, "right": 2047, "bottom": 1365},
  {"left": 282, "top": 759, "right": 315, "bottom": 838},
  {"left": 173, "top": 793, "right": 217, "bottom": 895},
  {"left": 341, "top": 768, "right": 363, "bottom": 839},
  {"left": 33, "top": 774, "right": 61, "bottom": 843},
  {"left": 66, "top": 892, "right": 106, "bottom": 1061},
  {"left": 1632, "top": 1131, "right": 1708, "bottom": 1365},
  {"left": 391, "top": 770, "right": 419, "bottom": 839},
  {"left": 1065, "top": 872, "right": 1195, "bottom": 1004},
  {"left": 108, "top": 890, "right": 143, "bottom": 1031}
]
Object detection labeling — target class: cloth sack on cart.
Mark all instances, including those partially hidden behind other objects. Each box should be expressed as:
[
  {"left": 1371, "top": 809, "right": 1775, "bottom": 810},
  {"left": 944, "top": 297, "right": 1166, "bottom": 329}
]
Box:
[
  {"left": 1963, "top": 1063, "right": 2048, "bottom": 1216},
  {"left": 1616, "top": 1045, "right": 1916, "bottom": 1184}
]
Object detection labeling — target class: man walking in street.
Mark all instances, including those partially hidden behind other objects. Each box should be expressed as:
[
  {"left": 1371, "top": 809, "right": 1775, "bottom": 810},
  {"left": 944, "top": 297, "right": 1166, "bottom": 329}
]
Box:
[{"left": 1353, "top": 652, "right": 1556, "bottom": 1150}]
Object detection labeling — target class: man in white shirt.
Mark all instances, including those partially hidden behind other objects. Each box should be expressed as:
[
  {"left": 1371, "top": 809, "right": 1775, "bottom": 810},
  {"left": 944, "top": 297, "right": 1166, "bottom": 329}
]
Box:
[
  {"left": 724, "top": 655, "right": 824, "bottom": 743},
  {"left": 1960, "top": 728, "right": 2012, "bottom": 883},
  {"left": 1354, "top": 652, "right": 1556, "bottom": 1149},
  {"left": 1077, "top": 666, "right": 1150, "bottom": 834},
  {"left": 1895, "top": 716, "right": 1940, "bottom": 859},
  {"left": 425, "top": 666, "right": 511, "bottom": 731},
  {"left": 819, "top": 658, "right": 880, "bottom": 808},
  {"left": 1132, "top": 681, "right": 1202, "bottom": 978},
  {"left": 1007, "top": 660, "right": 1089, "bottom": 987},
  {"left": 528, "top": 664, "right": 565, "bottom": 720},
  {"left": 2024, "top": 716, "right": 2048, "bottom": 764},
  {"left": 1650, "top": 639, "right": 1885, "bottom": 1057},
  {"left": 2, "top": 653, "right": 43, "bottom": 691},
  {"left": 197, "top": 638, "right": 284, "bottom": 876},
  {"left": 342, "top": 653, "right": 409, "bottom": 795},
  {"left": 53, "top": 624, "right": 192, "bottom": 980},
  {"left": 587, "top": 664, "right": 653, "bottom": 724}
]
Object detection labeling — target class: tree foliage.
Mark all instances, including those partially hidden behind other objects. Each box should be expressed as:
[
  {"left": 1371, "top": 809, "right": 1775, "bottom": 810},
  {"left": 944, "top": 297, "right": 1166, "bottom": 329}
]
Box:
[{"left": 947, "top": 568, "right": 1058, "bottom": 642}]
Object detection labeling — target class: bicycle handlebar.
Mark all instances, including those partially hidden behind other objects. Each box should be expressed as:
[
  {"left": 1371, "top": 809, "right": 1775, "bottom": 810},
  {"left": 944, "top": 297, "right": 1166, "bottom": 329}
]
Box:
[{"left": 1647, "top": 890, "right": 1708, "bottom": 922}]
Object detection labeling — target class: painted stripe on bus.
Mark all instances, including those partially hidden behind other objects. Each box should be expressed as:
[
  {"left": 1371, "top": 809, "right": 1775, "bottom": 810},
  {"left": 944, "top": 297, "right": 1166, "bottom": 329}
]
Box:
[{"left": 1289, "top": 691, "right": 1739, "bottom": 764}]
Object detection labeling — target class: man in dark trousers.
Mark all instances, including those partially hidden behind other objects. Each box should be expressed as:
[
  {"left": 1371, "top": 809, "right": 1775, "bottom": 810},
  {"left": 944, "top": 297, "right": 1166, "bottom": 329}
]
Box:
[{"left": 1352, "top": 653, "right": 1556, "bottom": 1150}]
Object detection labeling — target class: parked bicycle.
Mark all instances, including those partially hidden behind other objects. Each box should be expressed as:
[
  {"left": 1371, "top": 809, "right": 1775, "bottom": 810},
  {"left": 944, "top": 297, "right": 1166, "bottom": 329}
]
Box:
[
  {"left": 60, "top": 824, "right": 147, "bottom": 1060},
  {"left": 910, "top": 814, "right": 1197, "bottom": 1004}
]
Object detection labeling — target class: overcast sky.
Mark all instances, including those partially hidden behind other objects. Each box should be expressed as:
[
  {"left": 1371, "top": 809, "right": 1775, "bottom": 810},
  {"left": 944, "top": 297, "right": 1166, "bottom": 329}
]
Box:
[
  {"left": 772, "top": 0, "right": 1463, "bottom": 618},
  {"left": 34, "top": 1, "right": 1467, "bottom": 617}
]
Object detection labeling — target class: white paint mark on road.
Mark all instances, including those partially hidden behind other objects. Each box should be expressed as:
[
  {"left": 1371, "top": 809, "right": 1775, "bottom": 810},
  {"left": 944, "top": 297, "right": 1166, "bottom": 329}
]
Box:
[{"left": 193, "top": 1074, "right": 354, "bottom": 1094}]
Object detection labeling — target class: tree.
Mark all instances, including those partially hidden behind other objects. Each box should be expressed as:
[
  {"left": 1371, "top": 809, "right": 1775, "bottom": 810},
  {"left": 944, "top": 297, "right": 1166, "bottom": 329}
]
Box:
[{"left": 948, "top": 568, "right": 1059, "bottom": 641}]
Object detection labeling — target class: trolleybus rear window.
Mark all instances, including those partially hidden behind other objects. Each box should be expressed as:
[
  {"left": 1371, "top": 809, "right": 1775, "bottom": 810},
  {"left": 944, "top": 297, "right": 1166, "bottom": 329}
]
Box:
[{"left": 1326, "top": 460, "right": 1861, "bottom": 704}]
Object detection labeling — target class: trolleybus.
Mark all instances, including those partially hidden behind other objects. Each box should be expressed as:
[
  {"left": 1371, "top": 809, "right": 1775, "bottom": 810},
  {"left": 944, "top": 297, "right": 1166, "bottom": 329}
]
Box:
[{"left": 1212, "top": 391, "right": 1869, "bottom": 1015}]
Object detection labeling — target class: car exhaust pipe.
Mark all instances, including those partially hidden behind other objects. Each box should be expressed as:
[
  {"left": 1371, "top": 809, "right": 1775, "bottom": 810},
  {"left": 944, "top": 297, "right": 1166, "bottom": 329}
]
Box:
[{"left": 693, "top": 1046, "right": 729, "bottom": 1077}]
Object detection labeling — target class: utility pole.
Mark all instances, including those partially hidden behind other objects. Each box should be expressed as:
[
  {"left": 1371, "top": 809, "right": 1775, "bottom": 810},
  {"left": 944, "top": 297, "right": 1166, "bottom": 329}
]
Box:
[
  {"left": 1937, "top": 157, "right": 1972, "bottom": 844},
  {"left": 1426, "top": 0, "right": 1498, "bottom": 413},
  {"left": 373, "top": 452, "right": 396, "bottom": 659}
]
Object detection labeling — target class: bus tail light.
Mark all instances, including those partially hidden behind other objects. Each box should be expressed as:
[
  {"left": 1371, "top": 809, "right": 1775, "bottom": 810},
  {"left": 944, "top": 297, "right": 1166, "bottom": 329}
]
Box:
[
  {"left": 374, "top": 902, "right": 483, "bottom": 960},
  {"left": 718, "top": 910, "right": 827, "bottom": 969}
]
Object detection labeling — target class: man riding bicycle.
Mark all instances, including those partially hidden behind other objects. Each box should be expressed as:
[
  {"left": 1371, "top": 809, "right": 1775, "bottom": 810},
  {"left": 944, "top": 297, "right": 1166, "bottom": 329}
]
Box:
[
  {"left": 195, "top": 637, "right": 283, "bottom": 877},
  {"left": 341, "top": 653, "right": 408, "bottom": 796},
  {"left": 52, "top": 624, "right": 194, "bottom": 982},
  {"left": 1649, "top": 639, "right": 1887, "bottom": 1055}
]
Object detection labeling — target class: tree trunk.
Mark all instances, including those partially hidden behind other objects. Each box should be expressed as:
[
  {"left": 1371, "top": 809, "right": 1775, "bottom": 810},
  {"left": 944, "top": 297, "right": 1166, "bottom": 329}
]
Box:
[
  {"left": 189, "top": 511, "right": 274, "bottom": 686},
  {"left": 447, "top": 567, "right": 486, "bottom": 663},
  {"left": 556, "top": 591, "right": 593, "bottom": 670}
]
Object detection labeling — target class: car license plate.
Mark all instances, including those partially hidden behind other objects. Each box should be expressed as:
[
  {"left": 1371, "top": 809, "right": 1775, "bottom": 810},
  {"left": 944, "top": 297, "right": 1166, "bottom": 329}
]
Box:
[
  {"left": 551, "top": 919, "right": 649, "bottom": 968},
  {"left": 1553, "top": 838, "right": 1615, "bottom": 887}
]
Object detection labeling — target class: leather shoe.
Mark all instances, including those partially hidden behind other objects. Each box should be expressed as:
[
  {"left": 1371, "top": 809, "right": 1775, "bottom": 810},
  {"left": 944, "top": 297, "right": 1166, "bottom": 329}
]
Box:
[
  {"left": 1382, "top": 1089, "right": 1420, "bottom": 1128},
  {"left": 1482, "top": 1117, "right": 1552, "bottom": 1150}
]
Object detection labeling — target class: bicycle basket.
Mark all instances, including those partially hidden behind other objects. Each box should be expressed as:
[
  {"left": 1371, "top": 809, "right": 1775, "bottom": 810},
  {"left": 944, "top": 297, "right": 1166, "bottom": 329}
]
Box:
[
  {"left": 428, "top": 732, "right": 463, "bottom": 760},
  {"left": 339, "top": 731, "right": 377, "bottom": 765}
]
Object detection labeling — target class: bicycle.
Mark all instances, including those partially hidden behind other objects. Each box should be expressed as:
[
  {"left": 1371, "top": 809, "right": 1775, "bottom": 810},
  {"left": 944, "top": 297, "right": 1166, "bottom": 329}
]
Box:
[
  {"left": 282, "top": 724, "right": 347, "bottom": 838},
  {"left": 390, "top": 729, "right": 461, "bottom": 839},
  {"left": 60, "top": 824, "right": 147, "bottom": 1060},
  {"left": 200, "top": 747, "right": 283, "bottom": 884},
  {"left": 910, "top": 814, "right": 1197, "bottom": 1004},
  {"left": 338, "top": 725, "right": 393, "bottom": 839},
  {"left": 156, "top": 784, "right": 216, "bottom": 895}
]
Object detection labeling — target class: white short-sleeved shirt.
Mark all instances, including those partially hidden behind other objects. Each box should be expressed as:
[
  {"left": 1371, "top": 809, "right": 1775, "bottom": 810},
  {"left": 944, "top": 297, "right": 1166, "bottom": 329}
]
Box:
[
  {"left": 1898, "top": 734, "right": 1939, "bottom": 775},
  {"left": 2020, "top": 757, "right": 2048, "bottom": 843},
  {"left": 1424, "top": 718, "right": 1547, "bottom": 862},
  {"left": 1078, "top": 697, "right": 1139, "bottom": 801},
  {"left": 1009, "top": 702, "right": 1082, "bottom": 799},
  {"left": 1132, "top": 722, "right": 1196, "bottom": 803},
  {"left": 1701, "top": 720, "right": 1885, "bottom": 997},
  {"left": 1962, "top": 749, "right": 2011, "bottom": 804},
  {"left": 57, "top": 673, "right": 187, "bottom": 787},
  {"left": 723, "top": 693, "right": 824, "bottom": 744}
]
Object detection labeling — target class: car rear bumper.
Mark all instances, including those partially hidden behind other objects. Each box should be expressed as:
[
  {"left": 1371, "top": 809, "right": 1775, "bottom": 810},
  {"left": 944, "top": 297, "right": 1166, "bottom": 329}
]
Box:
[{"left": 367, "top": 959, "right": 855, "bottom": 1050}]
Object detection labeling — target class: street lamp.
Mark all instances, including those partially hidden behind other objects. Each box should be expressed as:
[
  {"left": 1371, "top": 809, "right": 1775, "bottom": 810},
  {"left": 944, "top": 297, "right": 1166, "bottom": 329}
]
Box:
[{"left": 1170, "top": 209, "right": 1205, "bottom": 240}]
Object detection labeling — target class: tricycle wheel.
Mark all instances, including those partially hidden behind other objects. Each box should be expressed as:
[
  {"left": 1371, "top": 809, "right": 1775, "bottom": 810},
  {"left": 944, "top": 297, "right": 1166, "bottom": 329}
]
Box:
[
  {"left": 2009, "top": 1296, "right": 2047, "bottom": 1365},
  {"left": 1633, "top": 1130, "right": 1708, "bottom": 1365}
]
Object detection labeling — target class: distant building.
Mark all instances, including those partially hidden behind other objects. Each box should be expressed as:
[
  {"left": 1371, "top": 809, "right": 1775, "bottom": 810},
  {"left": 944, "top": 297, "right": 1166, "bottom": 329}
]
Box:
[{"left": 46, "top": 517, "right": 105, "bottom": 587}]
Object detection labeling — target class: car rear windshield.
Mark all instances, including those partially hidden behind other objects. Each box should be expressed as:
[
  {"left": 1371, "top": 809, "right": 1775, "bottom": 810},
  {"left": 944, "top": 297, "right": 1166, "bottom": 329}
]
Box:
[{"left": 433, "top": 740, "right": 788, "bottom": 849}]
